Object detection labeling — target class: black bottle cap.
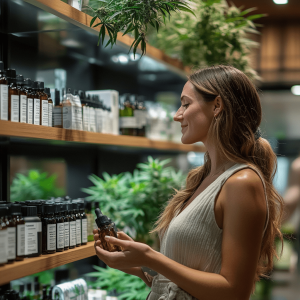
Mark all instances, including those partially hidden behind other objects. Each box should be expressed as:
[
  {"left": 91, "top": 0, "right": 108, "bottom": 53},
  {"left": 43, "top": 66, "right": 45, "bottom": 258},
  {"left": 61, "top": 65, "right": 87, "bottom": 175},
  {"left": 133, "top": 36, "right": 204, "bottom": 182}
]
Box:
[
  {"left": 6, "top": 69, "right": 16, "bottom": 79},
  {"left": 64, "top": 196, "right": 72, "bottom": 201},
  {"left": 0, "top": 61, "right": 4, "bottom": 72},
  {"left": 60, "top": 203, "right": 68, "bottom": 213},
  {"left": 71, "top": 202, "right": 78, "bottom": 211},
  {"left": 78, "top": 90, "right": 85, "bottom": 102},
  {"left": 34, "top": 282, "right": 40, "bottom": 293},
  {"left": 33, "top": 81, "right": 39, "bottom": 90},
  {"left": 0, "top": 206, "right": 8, "bottom": 217},
  {"left": 74, "top": 90, "right": 78, "bottom": 95},
  {"left": 21, "top": 206, "right": 37, "bottom": 217},
  {"left": 26, "top": 283, "right": 32, "bottom": 292},
  {"left": 76, "top": 199, "right": 85, "bottom": 210},
  {"left": 54, "top": 203, "right": 63, "bottom": 213},
  {"left": 24, "top": 78, "right": 32, "bottom": 88},
  {"left": 85, "top": 200, "right": 92, "bottom": 211},
  {"left": 16, "top": 74, "right": 24, "bottom": 85},
  {"left": 43, "top": 204, "right": 55, "bottom": 214},
  {"left": 10, "top": 203, "right": 22, "bottom": 216},
  {"left": 55, "top": 89, "right": 60, "bottom": 106},
  {"left": 95, "top": 208, "right": 109, "bottom": 227},
  {"left": 44, "top": 87, "right": 51, "bottom": 98},
  {"left": 25, "top": 200, "right": 43, "bottom": 215},
  {"left": 19, "top": 284, "right": 25, "bottom": 294},
  {"left": 38, "top": 81, "right": 44, "bottom": 90}
]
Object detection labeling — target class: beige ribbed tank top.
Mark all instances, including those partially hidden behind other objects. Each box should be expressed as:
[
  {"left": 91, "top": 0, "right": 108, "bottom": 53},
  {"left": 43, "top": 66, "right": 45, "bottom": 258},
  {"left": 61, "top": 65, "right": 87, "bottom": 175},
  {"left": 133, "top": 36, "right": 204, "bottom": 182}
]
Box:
[{"left": 147, "top": 163, "right": 269, "bottom": 300}]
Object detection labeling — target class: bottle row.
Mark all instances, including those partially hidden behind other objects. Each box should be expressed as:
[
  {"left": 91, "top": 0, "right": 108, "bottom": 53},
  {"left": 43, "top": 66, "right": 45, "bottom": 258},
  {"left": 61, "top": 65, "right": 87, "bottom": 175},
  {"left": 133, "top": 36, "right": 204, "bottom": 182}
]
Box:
[{"left": 0, "top": 198, "right": 89, "bottom": 265}]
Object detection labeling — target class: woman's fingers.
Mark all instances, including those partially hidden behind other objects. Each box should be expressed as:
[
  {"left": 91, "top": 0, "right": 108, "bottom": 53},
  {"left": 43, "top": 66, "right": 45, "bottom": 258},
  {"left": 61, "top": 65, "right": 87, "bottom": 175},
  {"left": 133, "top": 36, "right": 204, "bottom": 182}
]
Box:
[
  {"left": 105, "top": 236, "right": 130, "bottom": 249},
  {"left": 93, "top": 233, "right": 99, "bottom": 241},
  {"left": 93, "top": 229, "right": 98, "bottom": 235},
  {"left": 117, "top": 231, "right": 134, "bottom": 241}
]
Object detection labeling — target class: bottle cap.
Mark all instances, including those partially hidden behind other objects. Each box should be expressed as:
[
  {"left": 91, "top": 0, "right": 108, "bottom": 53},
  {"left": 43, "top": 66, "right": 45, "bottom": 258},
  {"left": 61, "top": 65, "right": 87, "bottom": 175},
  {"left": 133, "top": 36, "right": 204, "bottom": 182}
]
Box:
[
  {"left": 71, "top": 202, "right": 78, "bottom": 211},
  {"left": 21, "top": 206, "right": 37, "bottom": 217},
  {"left": 54, "top": 203, "right": 64, "bottom": 213},
  {"left": 16, "top": 74, "right": 24, "bottom": 85},
  {"left": 27, "top": 283, "right": 32, "bottom": 292},
  {"left": 25, "top": 200, "right": 44, "bottom": 215},
  {"left": 0, "top": 206, "right": 8, "bottom": 218},
  {"left": 0, "top": 61, "right": 4, "bottom": 72},
  {"left": 44, "top": 87, "right": 51, "bottom": 97},
  {"left": 24, "top": 78, "right": 32, "bottom": 88},
  {"left": 33, "top": 81, "right": 39, "bottom": 90},
  {"left": 85, "top": 200, "right": 92, "bottom": 211},
  {"left": 43, "top": 204, "right": 55, "bottom": 215},
  {"left": 55, "top": 89, "right": 60, "bottom": 106},
  {"left": 6, "top": 69, "right": 16, "bottom": 79},
  {"left": 64, "top": 195, "right": 72, "bottom": 201},
  {"left": 78, "top": 90, "right": 85, "bottom": 102},
  {"left": 10, "top": 203, "right": 22, "bottom": 216},
  {"left": 95, "top": 208, "right": 109, "bottom": 227},
  {"left": 38, "top": 81, "right": 44, "bottom": 90},
  {"left": 19, "top": 283, "right": 25, "bottom": 294},
  {"left": 76, "top": 199, "right": 85, "bottom": 210}
]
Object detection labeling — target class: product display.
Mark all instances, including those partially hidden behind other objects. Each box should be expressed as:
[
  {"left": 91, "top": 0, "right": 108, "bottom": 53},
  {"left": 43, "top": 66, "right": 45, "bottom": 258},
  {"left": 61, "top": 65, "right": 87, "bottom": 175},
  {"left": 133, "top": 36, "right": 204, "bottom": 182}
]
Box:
[{"left": 0, "top": 61, "right": 8, "bottom": 121}]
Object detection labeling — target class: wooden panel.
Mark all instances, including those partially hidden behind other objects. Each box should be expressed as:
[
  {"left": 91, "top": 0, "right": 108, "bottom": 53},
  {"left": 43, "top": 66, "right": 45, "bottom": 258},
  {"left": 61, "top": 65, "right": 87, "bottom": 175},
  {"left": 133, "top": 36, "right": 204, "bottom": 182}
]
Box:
[
  {"left": 0, "top": 121, "right": 205, "bottom": 152},
  {"left": 0, "top": 242, "right": 95, "bottom": 285},
  {"left": 283, "top": 24, "right": 300, "bottom": 70},
  {"left": 24, "top": 0, "right": 184, "bottom": 73}
]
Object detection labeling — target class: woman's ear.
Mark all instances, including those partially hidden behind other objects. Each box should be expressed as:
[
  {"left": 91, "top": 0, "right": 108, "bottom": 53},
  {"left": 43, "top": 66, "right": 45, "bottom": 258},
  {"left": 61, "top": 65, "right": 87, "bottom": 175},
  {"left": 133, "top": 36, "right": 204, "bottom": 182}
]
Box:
[{"left": 213, "top": 96, "right": 223, "bottom": 117}]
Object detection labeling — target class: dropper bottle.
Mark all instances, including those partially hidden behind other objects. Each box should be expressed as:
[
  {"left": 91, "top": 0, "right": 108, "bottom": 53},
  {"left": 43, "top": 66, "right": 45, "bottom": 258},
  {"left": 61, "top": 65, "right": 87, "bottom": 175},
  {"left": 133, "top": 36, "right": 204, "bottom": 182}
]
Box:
[
  {"left": 6, "top": 69, "right": 19, "bottom": 122},
  {"left": 0, "top": 61, "right": 8, "bottom": 121},
  {"left": 95, "top": 209, "right": 121, "bottom": 252}
]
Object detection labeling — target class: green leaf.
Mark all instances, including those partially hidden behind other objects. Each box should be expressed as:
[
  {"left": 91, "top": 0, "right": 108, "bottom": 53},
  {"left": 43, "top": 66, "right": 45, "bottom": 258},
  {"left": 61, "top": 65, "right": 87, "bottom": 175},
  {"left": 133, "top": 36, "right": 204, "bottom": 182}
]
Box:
[
  {"left": 176, "top": 4, "right": 196, "bottom": 17},
  {"left": 122, "top": 23, "right": 134, "bottom": 36},
  {"left": 90, "top": 16, "right": 97, "bottom": 27},
  {"left": 239, "top": 7, "right": 257, "bottom": 16},
  {"left": 93, "top": 23, "right": 102, "bottom": 28},
  {"left": 246, "top": 14, "right": 266, "bottom": 21}
]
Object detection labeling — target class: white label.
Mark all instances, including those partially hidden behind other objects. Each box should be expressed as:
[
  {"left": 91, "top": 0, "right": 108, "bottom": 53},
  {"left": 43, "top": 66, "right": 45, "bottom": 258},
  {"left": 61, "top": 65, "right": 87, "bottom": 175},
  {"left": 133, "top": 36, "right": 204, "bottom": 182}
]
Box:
[
  {"left": 76, "top": 219, "right": 81, "bottom": 245},
  {"left": 53, "top": 106, "right": 62, "bottom": 126},
  {"left": 63, "top": 105, "right": 72, "bottom": 129},
  {"left": 7, "top": 227, "right": 16, "bottom": 259},
  {"left": 73, "top": 106, "right": 83, "bottom": 130},
  {"left": 33, "top": 98, "right": 40, "bottom": 125},
  {"left": 82, "top": 106, "right": 90, "bottom": 131},
  {"left": 11, "top": 95, "right": 19, "bottom": 122},
  {"left": 0, "top": 84, "right": 8, "bottom": 120},
  {"left": 119, "top": 117, "right": 138, "bottom": 128},
  {"left": 20, "top": 95, "right": 27, "bottom": 123},
  {"left": 95, "top": 108, "right": 102, "bottom": 133},
  {"left": 47, "top": 224, "right": 56, "bottom": 251},
  {"left": 25, "top": 222, "right": 38, "bottom": 255},
  {"left": 27, "top": 98, "right": 33, "bottom": 124},
  {"left": 0, "top": 229, "right": 7, "bottom": 264},
  {"left": 48, "top": 103, "right": 53, "bottom": 127},
  {"left": 134, "top": 110, "right": 143, "bottom": 128},
  {"left": 41, "top": 100, "right": 48, "bottom": 126},
  {"left": 69, "top": 221, "right": 76, "bottom": 246},
  {"left": 89, "top": 108, "right": 96, "bottom": 132},
  {"left": 17, "top": 224, "right": 25, "bottom": 256},
  {"left": 57, "top": 223, "right": 65, "bottom": 249},
  {"left": 64, "top": 221, "right": 70, "bottom": 247},
  {"left": 81, "top": 219, "right": 87, "bottom": 243}
]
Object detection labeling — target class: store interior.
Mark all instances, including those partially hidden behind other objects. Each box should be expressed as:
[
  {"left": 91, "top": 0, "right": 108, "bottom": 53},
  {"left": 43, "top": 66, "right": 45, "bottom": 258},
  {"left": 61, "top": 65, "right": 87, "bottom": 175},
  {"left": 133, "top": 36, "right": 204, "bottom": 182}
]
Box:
[{"left": 0, "top": 0, "right": 300, "bottom": 299}]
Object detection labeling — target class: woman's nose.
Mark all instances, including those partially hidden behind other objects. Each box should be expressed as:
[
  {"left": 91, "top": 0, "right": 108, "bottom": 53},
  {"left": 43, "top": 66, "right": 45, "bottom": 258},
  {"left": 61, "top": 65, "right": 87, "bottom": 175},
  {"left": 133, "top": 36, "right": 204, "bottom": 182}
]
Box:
[{"left": 174, "top": 108, "right": 183, "bottom": 122}]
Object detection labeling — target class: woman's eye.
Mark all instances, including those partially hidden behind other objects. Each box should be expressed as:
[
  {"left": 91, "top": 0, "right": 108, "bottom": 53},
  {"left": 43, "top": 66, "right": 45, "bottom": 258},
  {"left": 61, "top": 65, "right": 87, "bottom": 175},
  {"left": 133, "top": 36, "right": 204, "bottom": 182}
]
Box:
[{"left": 182, "top": 104, "right": 189, "bottom": 109}]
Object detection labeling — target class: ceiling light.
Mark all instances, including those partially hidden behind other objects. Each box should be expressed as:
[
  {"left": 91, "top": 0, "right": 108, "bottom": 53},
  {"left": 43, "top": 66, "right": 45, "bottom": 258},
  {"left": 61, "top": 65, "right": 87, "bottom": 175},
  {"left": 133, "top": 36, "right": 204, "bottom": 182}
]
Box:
[
  {"left": 291, "top": 85, "right": 300, "bottom": 96},
  {"left": 273, "top": 0, "right": 288, "bottom": 4}
]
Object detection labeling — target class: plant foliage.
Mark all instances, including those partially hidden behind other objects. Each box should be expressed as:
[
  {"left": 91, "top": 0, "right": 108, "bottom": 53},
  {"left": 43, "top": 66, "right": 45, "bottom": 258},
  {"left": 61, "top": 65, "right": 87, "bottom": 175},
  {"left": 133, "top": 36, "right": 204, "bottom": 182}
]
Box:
[
  {"left": 86, "top": 0, "right": 194, "bottom": 57},
  {"left": 11, "top": 170, "right": 65, "bottom": 202},
  {"left": 86, "top": 266, "right": 150, "bottom": 300},
  {"left": 82, "top": 156, "right": 185, "bottom": 244},
  {"left": 148, "top": 0, "right": 265, "bottom": 79}
]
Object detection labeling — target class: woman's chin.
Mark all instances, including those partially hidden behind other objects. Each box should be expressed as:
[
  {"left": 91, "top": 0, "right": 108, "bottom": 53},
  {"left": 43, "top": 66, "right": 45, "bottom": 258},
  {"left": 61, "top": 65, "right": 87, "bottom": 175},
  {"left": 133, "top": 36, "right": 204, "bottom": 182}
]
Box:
[{"left": 181, "top": 135, "right": 196, "bottom": 145}]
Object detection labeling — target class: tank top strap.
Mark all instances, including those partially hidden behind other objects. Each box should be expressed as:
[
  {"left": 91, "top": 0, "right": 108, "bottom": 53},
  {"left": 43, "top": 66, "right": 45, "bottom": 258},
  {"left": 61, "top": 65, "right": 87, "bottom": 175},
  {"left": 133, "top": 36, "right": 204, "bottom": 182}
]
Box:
[{"left": 215, "top": 163, "right": 269, "bottom": 237}]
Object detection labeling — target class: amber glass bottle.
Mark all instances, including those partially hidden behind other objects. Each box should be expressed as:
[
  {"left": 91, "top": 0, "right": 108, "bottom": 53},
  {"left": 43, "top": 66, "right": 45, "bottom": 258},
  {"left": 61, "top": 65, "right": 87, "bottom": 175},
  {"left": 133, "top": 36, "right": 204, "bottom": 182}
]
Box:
[
  {"left": 16, "top": 75, "right": 27, "bottom": 124},
  {"left": 53, "top": 89, "right": 62, "bottom": 128},
  {"left": 45, "top": 87, "right": 53, "bottom": 127},
  {"left": 95, "top": 209, "right": 121, "bottom": 252},
  {"left": 69, "top": 202, "right": 77, "bottom": 249},
  {"left": 77, "top": 199, "right": 87, "bottom": 245},
  {"left": 42, "top": 204, "right": 56, "bottom": 254},
  {"left": 0, "top": 206, "right": 8, "bottom": 265},
  {"left": 24, "top": 79, "right": 34, "bottom": 124},
  {"left": 6, "top": 69, "right": 19, "bottom": 122},
  {"left": 72, "top": 201, "right": 81, "bottom": 247},
  {"left": 62, "top": 203, "right": 70, "bottom": 251},
  {"left": 38, "top": 82, "right": 48, "bottom": 126},
  {"left": 55, "top": 203, "right": 64, "bottom": 252},
  {"left": 5, "top": 204, "right": 17, "bottom": 263},
  {"left": 11, "top": 204, "right": 25, "bottom": 261},
  {"left": 32, "top": 81, "right": 40, "bottom": 125},
  {"left": 0, "top": 62, "right": 9, "bottom": 121}
]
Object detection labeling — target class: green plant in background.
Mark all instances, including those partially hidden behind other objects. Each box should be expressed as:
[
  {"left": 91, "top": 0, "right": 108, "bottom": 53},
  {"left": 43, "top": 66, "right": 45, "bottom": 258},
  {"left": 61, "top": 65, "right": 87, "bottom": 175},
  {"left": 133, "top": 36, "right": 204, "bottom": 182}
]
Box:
[
  {"left": 11, "top": 170, "right": 65, "bottom": 202},
  {"left": 82, "top": 156, "right": 185, "bottom": 244},
  {"left": 85, "top": 0, "right": 194, "bottom": 56},
  {"left": 148, "top": 0, "right": 265, "bottom": 79},
  {"left": 86, "top": 266, "right": 150, "bottom": 300}
]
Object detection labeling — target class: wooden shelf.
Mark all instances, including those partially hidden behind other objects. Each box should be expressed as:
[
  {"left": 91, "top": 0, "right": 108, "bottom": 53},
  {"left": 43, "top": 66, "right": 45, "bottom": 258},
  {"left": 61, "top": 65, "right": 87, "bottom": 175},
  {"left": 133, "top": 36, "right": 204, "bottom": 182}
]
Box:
[
  {"left": 0, "top": 121, "right": 205, "bottom": 152},
  {"left": 0, "top": 242, "right": 95, "bottom": 285},
  {"left": 24, "top": 0, "right": 185, "bottom": 75}
]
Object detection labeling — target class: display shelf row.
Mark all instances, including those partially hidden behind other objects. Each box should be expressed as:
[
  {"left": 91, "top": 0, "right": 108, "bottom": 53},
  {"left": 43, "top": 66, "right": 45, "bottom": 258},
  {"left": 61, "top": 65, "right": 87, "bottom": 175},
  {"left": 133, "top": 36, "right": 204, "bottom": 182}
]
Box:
[
  {"left": 0, "top": 242, "right": 95, "bottom": 285},
  {"left": 0, "top": 121, "right": 205, "bottom": 152}
]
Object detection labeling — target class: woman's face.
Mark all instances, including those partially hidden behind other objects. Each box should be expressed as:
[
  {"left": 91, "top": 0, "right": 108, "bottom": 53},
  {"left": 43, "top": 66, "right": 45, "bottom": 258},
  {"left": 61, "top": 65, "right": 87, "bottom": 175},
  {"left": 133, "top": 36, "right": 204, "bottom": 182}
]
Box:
[{"left": 174, "top": 81, "right": 216, "bottom": 144}]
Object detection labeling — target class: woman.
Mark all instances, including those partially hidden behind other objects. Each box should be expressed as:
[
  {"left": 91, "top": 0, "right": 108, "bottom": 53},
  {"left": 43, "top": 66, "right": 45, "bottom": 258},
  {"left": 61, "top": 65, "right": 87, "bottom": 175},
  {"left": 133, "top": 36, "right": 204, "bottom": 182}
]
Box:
[{"left": 93, "top": 65, "right": 284, "bottom": 300}]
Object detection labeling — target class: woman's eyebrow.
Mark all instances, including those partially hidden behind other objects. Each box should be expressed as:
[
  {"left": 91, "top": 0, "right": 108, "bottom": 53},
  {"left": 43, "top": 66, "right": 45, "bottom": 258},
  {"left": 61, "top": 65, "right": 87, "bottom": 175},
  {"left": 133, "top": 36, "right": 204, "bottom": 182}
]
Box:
[{"left": 181, "top": 95, "right": 192, "bottom": 102}]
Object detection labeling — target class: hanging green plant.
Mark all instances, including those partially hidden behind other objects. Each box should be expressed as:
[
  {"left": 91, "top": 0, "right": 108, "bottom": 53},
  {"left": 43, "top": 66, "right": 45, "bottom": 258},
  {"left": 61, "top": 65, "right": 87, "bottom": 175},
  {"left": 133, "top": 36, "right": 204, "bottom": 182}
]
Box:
[
  {"left": 86, "top": 0, "right": 195, "bottom": 57},
  {"left": 148, "top": 0, "right": 266, "bottom": 79}
]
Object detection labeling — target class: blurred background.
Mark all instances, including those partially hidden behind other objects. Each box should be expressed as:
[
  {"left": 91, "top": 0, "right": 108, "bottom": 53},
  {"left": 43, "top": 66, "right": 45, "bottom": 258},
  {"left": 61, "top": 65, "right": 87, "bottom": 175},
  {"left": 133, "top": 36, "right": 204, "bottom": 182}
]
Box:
[{"left": 0, "top": 0, "right": 300, "bottom": 299}]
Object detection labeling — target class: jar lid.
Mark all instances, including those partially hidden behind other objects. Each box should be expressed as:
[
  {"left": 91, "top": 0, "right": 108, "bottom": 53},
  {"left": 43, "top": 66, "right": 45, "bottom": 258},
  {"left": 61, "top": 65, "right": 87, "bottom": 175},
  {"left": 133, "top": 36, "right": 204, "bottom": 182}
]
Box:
[
  {"left": 0, "top": 206, "right": 8, "bottom": 217},
  {"left": 43, "top": 204, "right": 55, "bottom": 214},
  {"left": 11, "top": 203, "right": 22, "bottom": 216},
  {"left": 21, "top": 206, "right": 37, "bottom": 217}
]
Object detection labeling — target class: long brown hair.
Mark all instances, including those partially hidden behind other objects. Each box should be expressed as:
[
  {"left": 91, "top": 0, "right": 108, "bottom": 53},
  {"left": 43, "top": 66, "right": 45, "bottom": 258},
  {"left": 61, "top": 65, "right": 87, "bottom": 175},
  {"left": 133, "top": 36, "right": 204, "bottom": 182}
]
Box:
[{"left": 152, "top": 65, "right": 284, "bottom": 293}]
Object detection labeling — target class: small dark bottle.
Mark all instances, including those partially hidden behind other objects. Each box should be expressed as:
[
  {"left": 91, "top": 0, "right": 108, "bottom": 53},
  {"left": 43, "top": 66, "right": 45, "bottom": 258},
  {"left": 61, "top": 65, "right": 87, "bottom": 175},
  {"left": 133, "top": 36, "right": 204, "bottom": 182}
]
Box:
[
  {"left": 21, "top": 206, "right": 42, "bottom": 257},
  {"left": 62, "top": 203, "right": 70, "bottom": 251},
  {"left": 25, "top": 200, "right": 43, "bottom": 220},
  {"left": 6, "top": 69, "right": 19, "bottom": 122},
  {"left": 85, "top": 200, "right": 94, "bottom": 242},
  {"left": 42, "top": 287, "right": 48, "bottom": 300},
  {"left": 68, "top": 202, "right": 77, "bottom": 249},
  {"left": 11, "top": 203, "right": 25, "bottom": 261},
  {"left": 32, "top": 81, "right": 40, "bottom": 125},
  {"left": 77, "top": 199, "right": 87, "bottom": 245},
  {"left": 24, "top": 78, "right": 34, "bottom": 124},
  {"left": 95, "top": 208, "right": 121, "bottom": 252},
  {"left": 19, "top": 283, "right": 25, "bottom": 299},
  {"left": 38, "top": 82, "right": 48, "bottom": 126},
  {"left": 16, "top": 74, "right": 27, "bottom": 124},
  {"left": 0, "top": 206, "right": 8, "bottom": 265},
  {"left": 55, "top": 203, "right": 64, "bottom": 252},
  {"left": 42, "top": 204, "right": 56, "bottom": 254},
  {"left": 45, "top": 87, "right": 53, "bottom": 127},
  {"left": 107, "top": 218, "right": 118, "bottom": 237},
  {"left": 5, "top": 204, "right": 17, "bottom": 263},
  {"left": 72, "top": 202, "right": 81, "bottom": 247},
  {"left": 0, "top": 61, "right": 9, "bottom": 121},
  {"left": 53, "top": 89, "right": 62, "bottom": 128}
]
